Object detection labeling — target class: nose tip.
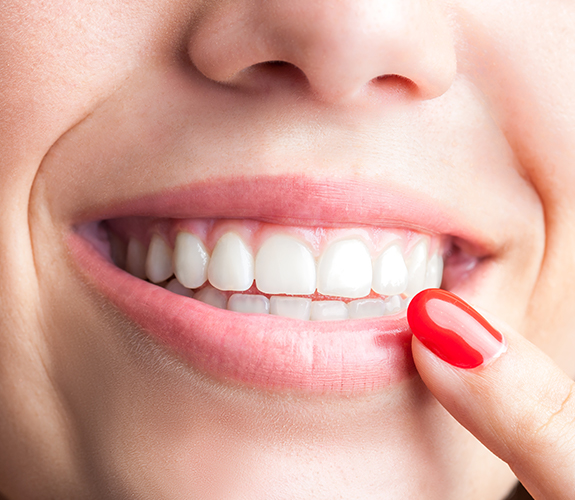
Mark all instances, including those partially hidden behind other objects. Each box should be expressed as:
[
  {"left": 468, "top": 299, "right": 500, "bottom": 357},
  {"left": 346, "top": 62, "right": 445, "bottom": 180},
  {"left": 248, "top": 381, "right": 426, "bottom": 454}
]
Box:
[{"left": 189, "top": 0, "right": 457, "bottom": 104}]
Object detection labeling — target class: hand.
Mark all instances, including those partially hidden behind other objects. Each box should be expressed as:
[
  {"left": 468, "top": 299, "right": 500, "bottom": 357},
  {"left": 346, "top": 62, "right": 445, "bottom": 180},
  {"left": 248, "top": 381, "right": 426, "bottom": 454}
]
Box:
[{"left": 408, "top": 289, "right": 575, "bottom": 500}]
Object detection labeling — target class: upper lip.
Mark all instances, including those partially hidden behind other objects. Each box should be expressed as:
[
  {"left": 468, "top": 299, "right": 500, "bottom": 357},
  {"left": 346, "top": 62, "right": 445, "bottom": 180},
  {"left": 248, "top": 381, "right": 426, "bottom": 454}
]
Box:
[{"left": 74, "top": 175, "right": 495, "bottom": 260}]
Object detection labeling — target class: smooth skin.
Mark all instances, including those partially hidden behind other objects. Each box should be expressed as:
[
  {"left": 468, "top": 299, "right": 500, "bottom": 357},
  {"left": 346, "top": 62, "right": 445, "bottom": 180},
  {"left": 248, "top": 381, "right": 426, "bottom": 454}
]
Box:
[{"left": 1, "top": 0, "right": 575, "bottom": 498}]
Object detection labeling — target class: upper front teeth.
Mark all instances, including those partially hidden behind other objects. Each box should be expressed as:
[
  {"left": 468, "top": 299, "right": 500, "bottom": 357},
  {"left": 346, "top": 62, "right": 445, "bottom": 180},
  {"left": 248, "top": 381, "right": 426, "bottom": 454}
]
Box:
[
  {"left": 207, "top": 232, "right": 254, "bottom": 291},
  {"left": 173, "top": 232, "right": 209, "bottom": 289},
  {"left": 404, "top": 239, "right": 428, "bottom": 297},
  {"left": 372, "top": 243, "right": 408, "bottom": 295},
  {"left": 255, "top": 235, "right": 316, "bottom": 294},
  {"left": 317, "top": 239, "right": 372, "bottom": 298},
  {"left": 125, "top": 228, "right": 444, "bottom": 311}
]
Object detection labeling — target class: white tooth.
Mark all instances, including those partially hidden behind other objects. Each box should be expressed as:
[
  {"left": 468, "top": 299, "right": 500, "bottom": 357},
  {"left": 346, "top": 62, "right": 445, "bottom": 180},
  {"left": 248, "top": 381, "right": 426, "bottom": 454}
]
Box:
[
  {"left": 384, "top": 295, "right": 404, "bottom": 315},
  {"left": 145, "top": 234, "right": 174, "bottom": 283},
  {"left": 270, "top": 296, "right": 312, "bottom": 320},
  {"left": 424, "top": 253, "right": 444, "bottom": 289},
  {"left": 228, "top": 294, "right": 270, "bottom": 315},
  {"left": 404, "top": 239, "right": 428, "bottom": 297},
  {"left": 126, "top": 237, "right": 147, "bottom": 279},
  {"left": 255, "top": 235, "right": 316, "bottom": 295},
  {"left": 194, "top": 285, "right": 228, "bottom": 309},
  {"left": 372, "top": 243, "right": 408, "bottom": 296},
  {"left": 165, "top": 278, "right": 194, "bottom": 298},
  {"left": 310, "top": 301, "right": 349, "bottom": 321},
  {"left": 348, "top": 299, "right": 386, "bottom": 319},
  {"left": 173, "top": 232, "right": 210, "bottom": 289},
  {"left": 208, "top": 232, "right": 254, "bottom": 291},
  {"left": 317, "top": 239, "right": 372, "bottom": 299}
]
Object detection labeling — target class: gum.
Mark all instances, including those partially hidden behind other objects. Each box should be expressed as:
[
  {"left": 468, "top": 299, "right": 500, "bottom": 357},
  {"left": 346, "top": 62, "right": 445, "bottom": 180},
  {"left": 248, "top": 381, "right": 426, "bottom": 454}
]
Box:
[{"left": 106, "top": 216, "right": 449, "bottom": 259}]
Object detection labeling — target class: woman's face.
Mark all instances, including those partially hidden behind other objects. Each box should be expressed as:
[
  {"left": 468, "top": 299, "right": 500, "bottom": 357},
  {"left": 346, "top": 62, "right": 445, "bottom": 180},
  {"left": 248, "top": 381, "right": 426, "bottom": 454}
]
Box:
[{"left": 1, "top": 0, "right": 574, "bottom": 498}]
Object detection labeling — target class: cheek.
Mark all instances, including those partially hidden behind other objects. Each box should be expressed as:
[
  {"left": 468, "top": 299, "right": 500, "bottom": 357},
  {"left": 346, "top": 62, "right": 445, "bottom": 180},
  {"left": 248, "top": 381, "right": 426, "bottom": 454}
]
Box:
[
  {"left": 0, "top": 0, "right": 196, "bottom": 195},
  {"left": 459, "top": 1, "right": 575, "bottom": 368}
]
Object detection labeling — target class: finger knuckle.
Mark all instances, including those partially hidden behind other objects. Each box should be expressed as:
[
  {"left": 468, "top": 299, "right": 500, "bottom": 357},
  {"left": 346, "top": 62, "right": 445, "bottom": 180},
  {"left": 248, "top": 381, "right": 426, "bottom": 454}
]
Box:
[{"left": 530, "top": 384, "right": 575, "bottom": 453}]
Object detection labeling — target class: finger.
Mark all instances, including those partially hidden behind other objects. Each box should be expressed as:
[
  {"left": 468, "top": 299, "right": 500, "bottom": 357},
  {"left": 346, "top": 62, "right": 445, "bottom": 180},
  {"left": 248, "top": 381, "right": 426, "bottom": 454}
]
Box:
[{"left": 408, "top": 289, "right": 575, "bottom": 500}]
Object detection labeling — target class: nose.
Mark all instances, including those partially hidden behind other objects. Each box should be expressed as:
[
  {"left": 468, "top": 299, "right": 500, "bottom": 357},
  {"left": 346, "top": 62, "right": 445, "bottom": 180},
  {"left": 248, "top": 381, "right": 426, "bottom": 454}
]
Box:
[{"left": 188, "top": 0, "right": 457, "bottom": 103}]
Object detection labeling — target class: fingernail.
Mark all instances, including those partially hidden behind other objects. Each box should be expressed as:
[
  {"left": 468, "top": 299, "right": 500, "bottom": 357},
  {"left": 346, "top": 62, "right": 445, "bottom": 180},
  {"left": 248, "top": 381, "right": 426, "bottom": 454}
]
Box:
[{"left": 407, "top": 289, "right": 506, "bottom": 369}]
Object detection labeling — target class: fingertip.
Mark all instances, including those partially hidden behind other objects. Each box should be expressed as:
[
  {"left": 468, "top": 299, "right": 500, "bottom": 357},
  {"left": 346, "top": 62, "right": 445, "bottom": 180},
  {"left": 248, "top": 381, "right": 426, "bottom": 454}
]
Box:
[{"left": 407, "top": 289, "right": 506, "bottom": 369}]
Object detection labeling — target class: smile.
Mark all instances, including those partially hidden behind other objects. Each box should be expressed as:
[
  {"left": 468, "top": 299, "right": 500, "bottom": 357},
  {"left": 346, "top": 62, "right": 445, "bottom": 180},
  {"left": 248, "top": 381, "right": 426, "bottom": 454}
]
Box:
[
  {"left": 106, "top": 217, "right": 445, "bottom": 321},
  {"left": 68, "top": 176, "right": 485, "bottom": 393}
]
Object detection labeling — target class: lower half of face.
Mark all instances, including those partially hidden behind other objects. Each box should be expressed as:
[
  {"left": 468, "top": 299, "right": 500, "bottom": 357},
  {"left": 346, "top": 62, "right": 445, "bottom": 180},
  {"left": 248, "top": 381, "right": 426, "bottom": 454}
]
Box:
[{"left": 1, "top": 0, "right": 575, "bottom": 498}]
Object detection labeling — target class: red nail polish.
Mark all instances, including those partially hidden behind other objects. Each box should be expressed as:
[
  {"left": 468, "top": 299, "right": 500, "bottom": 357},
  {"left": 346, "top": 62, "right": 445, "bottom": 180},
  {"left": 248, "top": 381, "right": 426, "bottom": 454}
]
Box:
[{"left": 407, "top": 289, "right": 505, "bottom": 369}]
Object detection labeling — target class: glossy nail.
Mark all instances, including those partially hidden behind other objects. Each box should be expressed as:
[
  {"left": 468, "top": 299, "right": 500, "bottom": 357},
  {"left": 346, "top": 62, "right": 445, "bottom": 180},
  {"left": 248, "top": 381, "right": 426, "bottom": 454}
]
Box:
[{"left": 407, "top": 289, "right": 505, "bottom": 369}]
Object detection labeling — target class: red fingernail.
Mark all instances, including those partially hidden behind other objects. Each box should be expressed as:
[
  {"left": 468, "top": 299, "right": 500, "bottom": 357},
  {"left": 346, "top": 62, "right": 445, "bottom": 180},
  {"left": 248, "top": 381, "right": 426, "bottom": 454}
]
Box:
[{"left": 407, "top": 289, "right": 505, "bottom": 369}]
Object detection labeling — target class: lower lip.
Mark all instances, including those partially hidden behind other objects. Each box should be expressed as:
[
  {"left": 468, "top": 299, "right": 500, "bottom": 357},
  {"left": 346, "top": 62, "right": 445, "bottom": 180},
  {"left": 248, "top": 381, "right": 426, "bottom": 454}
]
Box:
[{"left": 69, "top": 233, "right": 416, "bottom": 394}]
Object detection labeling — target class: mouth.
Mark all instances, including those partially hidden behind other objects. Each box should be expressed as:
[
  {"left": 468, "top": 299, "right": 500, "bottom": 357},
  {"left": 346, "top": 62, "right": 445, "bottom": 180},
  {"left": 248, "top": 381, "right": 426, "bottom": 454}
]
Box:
[{"left": 68, "top": 176, "right": 486, "bottom": 394}]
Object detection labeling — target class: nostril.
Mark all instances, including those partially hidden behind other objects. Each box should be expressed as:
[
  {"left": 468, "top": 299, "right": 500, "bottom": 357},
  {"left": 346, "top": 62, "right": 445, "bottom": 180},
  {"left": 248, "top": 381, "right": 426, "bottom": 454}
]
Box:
[
  {"left": 264, "top": 60, "right": 291, "bottom": 68},
  {"left": 252, "top": 60, "right": 301, "bottom": 75},
  {"left": 372, "top": 74, "right": 418, "bottom": 98},
  {"left": 237, "top": 60, "right": 309, "bottom": 93}
]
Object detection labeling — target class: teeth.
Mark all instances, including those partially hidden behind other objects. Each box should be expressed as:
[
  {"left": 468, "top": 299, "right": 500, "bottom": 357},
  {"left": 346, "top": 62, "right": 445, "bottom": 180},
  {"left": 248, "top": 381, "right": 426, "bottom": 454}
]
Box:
[
  {"left": 310, "top": 301, "right": 349, "bottom": 321},
  {"left": 424, "top": 253, "right": 443, "bottom": 289},
  {"left": 173, "top": 232, "right": 210, "bottom": 289},
  {"left": 347, "top": 298, "right": 387, "bottom": 319},
  {"left": 126, "top": 226, "right": 446, "bottom": 321},
  {"left": 317, "top": 239, "right": 372, "bottom": 299},
  {"left": 208, "top": 232, "right": 254, "bottom": 292},
  {"left": 270, "top": 296, "right": 312, "bottom": 320},
  {"left": 228, "top": 294, "right": 270, "bottom": 315},
  {"left": 384, "top": 295, "right": 404, "bottom": 315},
  {"left": 165, "top": 278, "right": 194, "bottom": 298},
  {"left": 404, "top": 239, "right": 428, "bottom": 297},
  {"left": 372, "top": 243, "right": 408, "bottom": 296},
  {"left": 255, "top": 235, "right": 316, "bottom": 294},
  {"left": 126, "top": 237, "right": 147, "bottom": 279},
  {"left": 145, "top": 235, "right": 173, "bottom": 283},
  {"left": 194, "top": 285, "right": 228, "bottom": 309}
]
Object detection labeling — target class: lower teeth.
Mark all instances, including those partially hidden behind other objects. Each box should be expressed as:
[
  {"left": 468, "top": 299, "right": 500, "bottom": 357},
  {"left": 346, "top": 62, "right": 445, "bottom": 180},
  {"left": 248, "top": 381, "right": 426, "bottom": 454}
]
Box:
[{"left": 161, "top": 281, "right": 409, "bottom": 321}]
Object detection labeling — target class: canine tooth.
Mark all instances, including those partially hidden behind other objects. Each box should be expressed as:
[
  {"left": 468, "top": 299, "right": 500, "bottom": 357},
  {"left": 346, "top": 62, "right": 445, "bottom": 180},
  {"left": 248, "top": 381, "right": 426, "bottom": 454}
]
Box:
[
  {"left": 372, "top": 244, "right": 408, "bottom": 296},
  {"left": 145, "top": 234, "right": 174, "bottom": 283},
  {"left": 404, "top": 239, "right": 428, "bottom": 296},
  {"left": 270, "top": 296, "right": 312, "bottom": 320},
  {"left": 348, "top": 298, "right": 386, "bottom": 319},
  {"left": 126, "top": 238, "right": 147, "bottom": 279},
  {"left": 255, "top": 235, "right": 316, "bottom": 295},
  {"left": 424, "top": 253, "right": 444, "bottom": 289},
  {"left": 228, "top": 294, "right": 270, "bottom": 315},
  {"left": 194, "top": 285, "right": 228, "bottom": 309},
  {"left": 165, "top": 278, "right": 194, "bottom": 297},
  {"left": 174, "top": 232, "right": 210, "bottom": 289},
  {"left": 317, "top": 239, "right": 372, "bottom": 298},
  {"left": 384, "top": 295, "right": 403, "bottom": 315},
  {"left": 208, "top": 232, "right": 254, "bottom": 291},
  {"left": 310, "top": 301, "right": 349, "bottom": 321}
]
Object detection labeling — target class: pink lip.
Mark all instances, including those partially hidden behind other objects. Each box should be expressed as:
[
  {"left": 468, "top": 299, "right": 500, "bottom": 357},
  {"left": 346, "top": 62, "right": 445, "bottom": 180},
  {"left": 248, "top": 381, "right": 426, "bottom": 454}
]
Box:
[
  {"left": 68, "top": 176, "right": 487, "bottom": 393},
  {"left": 76, "top": 176, "right": 492, "bottom": 252}
]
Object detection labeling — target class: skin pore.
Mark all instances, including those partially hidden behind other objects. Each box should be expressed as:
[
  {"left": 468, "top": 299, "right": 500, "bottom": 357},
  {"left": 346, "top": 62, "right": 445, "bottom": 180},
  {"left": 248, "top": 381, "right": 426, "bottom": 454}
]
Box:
[{"left": 1, "top": 0, "right": 575, "bottom": 498}]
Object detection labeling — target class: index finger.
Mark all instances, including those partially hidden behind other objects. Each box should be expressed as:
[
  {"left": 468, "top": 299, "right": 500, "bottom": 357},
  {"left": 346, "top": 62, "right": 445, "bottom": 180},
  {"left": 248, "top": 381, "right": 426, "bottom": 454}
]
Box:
[{"left": 408, "top": 289, "right": 575, "bottom": 500}]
